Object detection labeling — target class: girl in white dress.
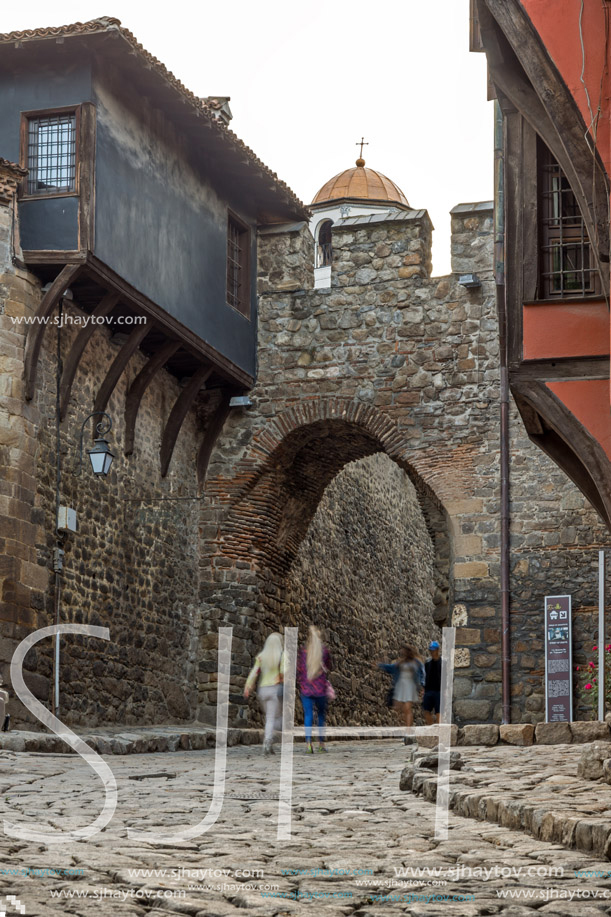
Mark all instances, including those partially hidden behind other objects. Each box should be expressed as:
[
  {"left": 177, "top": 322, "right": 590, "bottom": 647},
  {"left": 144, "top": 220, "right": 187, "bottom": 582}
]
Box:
[{"left": 379, "top": 645, "right": 423, "bottom": 728}]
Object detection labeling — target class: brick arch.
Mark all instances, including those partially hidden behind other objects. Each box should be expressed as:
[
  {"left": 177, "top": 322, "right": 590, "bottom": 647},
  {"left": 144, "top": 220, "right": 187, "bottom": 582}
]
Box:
[
  {"left": 221, "top": 399, "right": 450, "bottom": 579},
  {"left": 197, "top": 398, "right": 453, "bottom": 724}
]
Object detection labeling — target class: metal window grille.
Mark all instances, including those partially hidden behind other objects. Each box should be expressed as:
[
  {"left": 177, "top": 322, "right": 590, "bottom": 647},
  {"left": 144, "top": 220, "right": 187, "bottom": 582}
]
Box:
[
  {"left": 227, "top": 217, "right": 249, "bottom": 313},
  {"left": 539, "top": 149, "right": 595, "bottom": 297},
  {"left": 27, "top": 113, "right": 76, "bottom": 195}
]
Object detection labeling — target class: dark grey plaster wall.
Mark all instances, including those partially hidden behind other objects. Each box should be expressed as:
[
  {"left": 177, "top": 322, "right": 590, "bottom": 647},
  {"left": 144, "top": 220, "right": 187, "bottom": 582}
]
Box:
[{"left": 92, "top": 74, "right": 257, "bottom": 376}]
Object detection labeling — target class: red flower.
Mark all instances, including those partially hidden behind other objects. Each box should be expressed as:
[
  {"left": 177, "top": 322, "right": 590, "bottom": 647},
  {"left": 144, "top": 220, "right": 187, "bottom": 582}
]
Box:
[
  {"left": 576, "top": 666, "right": 580, "bottom": 671},
  {"left": 585, "top": 683, "right": 593, "bottom": 690},
  {"left": 588, "top": 661, "right": 595, "bottom": 668},
  {"left": 606, "top": 645, "right": 611, "bottom": 652}
]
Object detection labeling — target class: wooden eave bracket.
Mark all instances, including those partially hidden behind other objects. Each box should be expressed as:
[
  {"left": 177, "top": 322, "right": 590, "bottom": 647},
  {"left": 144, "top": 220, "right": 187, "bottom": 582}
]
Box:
[
  {"left": 160, "top": 363, "right": 213, "bottom": 477},
  {"left": 24, "top": 263, "right": 82, "bottom": 401},
  {"left": 93, "top": 322, "right": 152, "bottom": 416},
  {"left": 124, "top": 340, "right": 181, "bottom": 455},
  {"left": 59, "top": 292, "right": 119, "bottom": 419},
  {"left": 512, "top": 379, "right": 611, "bottom": 528},
  {"left": 196, "top": 390, "right": 232, "bottom": 487}
]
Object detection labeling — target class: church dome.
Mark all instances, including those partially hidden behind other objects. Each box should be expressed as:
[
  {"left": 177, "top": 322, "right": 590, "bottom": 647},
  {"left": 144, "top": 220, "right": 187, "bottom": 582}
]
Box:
[{"left": 312, "top": 157, "right": 410, "bottom": 208}]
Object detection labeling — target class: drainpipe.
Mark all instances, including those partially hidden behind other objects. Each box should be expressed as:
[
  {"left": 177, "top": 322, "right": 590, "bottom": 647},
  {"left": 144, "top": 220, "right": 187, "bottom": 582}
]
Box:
[
  {"left": 494, "top": 100, "right": 511, "bottom": 725},
  {"left": 53, "top": 301, "right": 63, "bottom": 718}
]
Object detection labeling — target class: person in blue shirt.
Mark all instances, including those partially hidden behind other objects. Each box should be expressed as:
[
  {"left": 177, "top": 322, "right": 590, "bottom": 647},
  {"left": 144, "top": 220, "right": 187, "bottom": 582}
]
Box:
[{"left": 423, "top": 640, "right": 442, "bottom": 724}]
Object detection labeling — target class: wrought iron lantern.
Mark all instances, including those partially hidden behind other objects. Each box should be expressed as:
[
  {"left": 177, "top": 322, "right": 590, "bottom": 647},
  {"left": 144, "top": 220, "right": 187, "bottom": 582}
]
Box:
[{"left": 75, "top": 412, "right": 115, "bottom": 477}]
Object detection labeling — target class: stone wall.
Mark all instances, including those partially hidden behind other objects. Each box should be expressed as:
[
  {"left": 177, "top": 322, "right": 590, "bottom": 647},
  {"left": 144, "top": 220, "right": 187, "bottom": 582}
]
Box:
[
  {"left": 2, "top": 171, "right": 610, "bottom": 731},
  {"left": 200, "top": 201, "right": 611, "bottom": 728},
  {"left": 0, "top": 183, "right": 206, "bottom": 728},
  {"left": 199, "top": 204, "right": 502, "bottom": 727}
]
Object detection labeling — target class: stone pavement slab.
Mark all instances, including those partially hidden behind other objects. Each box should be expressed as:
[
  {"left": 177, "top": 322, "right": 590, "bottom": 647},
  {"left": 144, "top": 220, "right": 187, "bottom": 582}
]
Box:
[{"left": 1, "top": 740, "right": 611, "bottom": 916}]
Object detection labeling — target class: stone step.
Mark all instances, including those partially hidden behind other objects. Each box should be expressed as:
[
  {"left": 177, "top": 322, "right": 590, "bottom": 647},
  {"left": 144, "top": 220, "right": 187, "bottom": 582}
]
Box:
[
  {"left": 0, "top": 726, "right": 264, "bottom": 755},
  {"left": 404, "top": 745, "right": 611, "bottom": 861}
]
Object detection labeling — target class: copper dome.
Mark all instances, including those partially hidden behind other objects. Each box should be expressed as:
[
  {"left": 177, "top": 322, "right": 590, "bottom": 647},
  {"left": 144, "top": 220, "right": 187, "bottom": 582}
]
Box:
[{"left": 312, "top": 158, "right": 410, "bottom": 207}]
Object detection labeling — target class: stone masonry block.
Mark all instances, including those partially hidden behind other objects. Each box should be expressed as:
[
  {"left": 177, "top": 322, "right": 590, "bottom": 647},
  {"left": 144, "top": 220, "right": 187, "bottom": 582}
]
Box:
[
  {"left": 454, "top": 562, "right": 489, "bottom": 579},
  {"left": 455, "top": 627, "right": 481, "bottom": 645},
  {"left": 499, "top": 724, "right": 534, "bottom": 746},
  {"left": 535, "top": 722, "right": 572, "bottom": 744},
  {"left": 454, "top": 534, "right": 482, "bottom": 557},
  {"left": 570, "top": 721, "right": 611, "bottom": 744},
  {"left": 445, "top": 498, "right": 484, "bottom": 515},
  {"left": 454, "top": 648, "right": 470, "bottom": 667},
  {"left": 459, "top": 724, "right": 499, "bottom": 746}
]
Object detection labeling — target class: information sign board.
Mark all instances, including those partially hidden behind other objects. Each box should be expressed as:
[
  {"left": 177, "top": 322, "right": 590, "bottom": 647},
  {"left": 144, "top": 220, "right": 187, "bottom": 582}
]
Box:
[{"left": 544, "top": 594, "right": 572, "bottom": 722}]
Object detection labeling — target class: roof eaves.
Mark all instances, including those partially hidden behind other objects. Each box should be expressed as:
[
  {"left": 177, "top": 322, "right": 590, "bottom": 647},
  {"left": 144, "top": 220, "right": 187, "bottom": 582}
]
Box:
[{"left": 0, "top": 17, "right": 308, "bottom": 219}]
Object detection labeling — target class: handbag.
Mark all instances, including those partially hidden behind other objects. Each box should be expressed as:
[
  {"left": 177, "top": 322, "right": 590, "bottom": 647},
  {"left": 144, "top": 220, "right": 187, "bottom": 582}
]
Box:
[
  {"left": 326, "top": 682, "right": 336, "bottom": 701},
  {"left": 385, "top": 686, "right": 394, "bottom": 708}
]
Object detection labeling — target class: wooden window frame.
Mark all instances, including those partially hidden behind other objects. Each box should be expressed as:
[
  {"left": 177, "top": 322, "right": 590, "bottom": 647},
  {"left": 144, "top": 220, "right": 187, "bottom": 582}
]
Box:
[
  {"left": 537, "top": 141, "right": 599, "bottom": 300},
  {"left": 226, "top": 211, "right": 251, "bottom": 318},
  {"left": 19, "top": 105, "right": 81, "bottom": 201}
]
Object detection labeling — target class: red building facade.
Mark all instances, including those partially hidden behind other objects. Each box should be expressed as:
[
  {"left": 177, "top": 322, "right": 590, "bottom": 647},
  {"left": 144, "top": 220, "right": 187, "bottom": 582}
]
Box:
[{"left": 473, "top": 0, "right": 611, "bottom": 526}]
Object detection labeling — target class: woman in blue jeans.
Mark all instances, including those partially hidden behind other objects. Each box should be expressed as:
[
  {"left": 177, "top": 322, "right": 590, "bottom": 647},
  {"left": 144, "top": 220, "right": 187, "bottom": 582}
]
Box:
[{"left": 297, "top": 625, "right": 332, "bottom": 753}]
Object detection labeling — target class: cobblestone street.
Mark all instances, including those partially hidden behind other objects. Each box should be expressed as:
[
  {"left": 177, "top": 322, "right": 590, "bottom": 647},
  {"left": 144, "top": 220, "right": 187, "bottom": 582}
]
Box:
[{"left": 2, "top": 740, "right": 611, "bottom": 916}]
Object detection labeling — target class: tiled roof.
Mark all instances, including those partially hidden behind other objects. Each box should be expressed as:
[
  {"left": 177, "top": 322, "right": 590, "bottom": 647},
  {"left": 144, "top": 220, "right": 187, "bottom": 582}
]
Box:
[
  {"left": 0, "top": 18, "right": 308, "bottom": 219},
  {"left": 0, "top": 158, "right": 26, "bottom": 174},
  {"left": 0, "top": 158, "right": 27, "bottom": 203}
]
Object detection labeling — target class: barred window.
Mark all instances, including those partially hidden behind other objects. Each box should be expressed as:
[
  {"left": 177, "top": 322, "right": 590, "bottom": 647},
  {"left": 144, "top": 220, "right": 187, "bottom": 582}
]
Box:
[
  {"left": 27, "top": 113, "right": 77, "bottom": 195},
  {"left": 226, "top": 214, "right": 250, "bottom": 316},
  {"left": 539, "top": 144, "right": 597, "bottom": 298}
]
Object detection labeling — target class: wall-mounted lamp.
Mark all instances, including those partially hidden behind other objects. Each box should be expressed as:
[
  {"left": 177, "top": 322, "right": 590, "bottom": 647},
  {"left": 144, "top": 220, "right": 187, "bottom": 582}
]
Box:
[
  {"left": 42, "top": 282, "right": 73, "bottom": 300},
  {"left": 74, "top": 412, "right": 115, "bottom": 477},
  {"left": 229, "top": 395, "right": 253, "bottom": 409},
  {"left": 458, "top": 273, "right": 481, "bottom": 289}
]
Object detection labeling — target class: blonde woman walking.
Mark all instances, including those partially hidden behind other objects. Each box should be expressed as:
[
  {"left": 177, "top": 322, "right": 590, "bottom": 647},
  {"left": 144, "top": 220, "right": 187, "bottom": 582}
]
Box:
[
  {"left": 297, "top": 625, "right": 333, "bottom": 753},
  {"left": 244, "top": 632, "right": 284, "bottom": 755}
]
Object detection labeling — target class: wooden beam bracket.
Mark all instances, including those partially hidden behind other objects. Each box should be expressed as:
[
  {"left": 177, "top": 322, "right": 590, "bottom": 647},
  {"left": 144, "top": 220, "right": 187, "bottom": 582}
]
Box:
[
  {"left": 160, "top": 364, "right": 212, "bottom": 477},
  {"left": 24, "top": 263, "right": 82, "bottom": 400}
]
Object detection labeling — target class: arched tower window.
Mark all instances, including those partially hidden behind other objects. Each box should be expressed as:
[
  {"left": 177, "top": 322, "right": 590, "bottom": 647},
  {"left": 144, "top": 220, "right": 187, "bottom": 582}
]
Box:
[{"left": 316, "top": 220, "right": 333, "bottom": 268}]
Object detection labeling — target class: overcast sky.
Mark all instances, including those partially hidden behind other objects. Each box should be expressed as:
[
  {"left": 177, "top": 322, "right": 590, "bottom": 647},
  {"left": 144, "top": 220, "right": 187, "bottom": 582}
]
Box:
[{"left": 1, "top": 0, "right": 493, "bottom": 275}]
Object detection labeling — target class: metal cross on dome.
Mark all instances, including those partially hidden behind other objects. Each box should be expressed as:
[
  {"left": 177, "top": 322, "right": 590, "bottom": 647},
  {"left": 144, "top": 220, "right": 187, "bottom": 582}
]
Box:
[{"left": 356, "top": 137, "right": 369, "bottom": 159}]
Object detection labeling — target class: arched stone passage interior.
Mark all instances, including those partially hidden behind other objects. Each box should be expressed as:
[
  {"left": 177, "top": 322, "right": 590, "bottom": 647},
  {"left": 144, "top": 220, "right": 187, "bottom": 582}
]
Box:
[
  {"left": 284, "top": 452, "right": 443, "bottom": 725},
  {"left": 199, "top": 413, "right": 453, "bottom": 727}
]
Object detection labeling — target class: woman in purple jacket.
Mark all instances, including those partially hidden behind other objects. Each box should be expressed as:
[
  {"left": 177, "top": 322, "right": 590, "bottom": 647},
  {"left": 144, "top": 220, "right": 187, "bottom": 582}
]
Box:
[{"left": 297, "top": 625, "right": 332, "bottom": 753}]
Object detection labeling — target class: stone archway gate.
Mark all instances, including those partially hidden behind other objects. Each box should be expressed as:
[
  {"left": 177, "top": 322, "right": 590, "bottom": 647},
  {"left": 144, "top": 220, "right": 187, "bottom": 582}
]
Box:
[{"left": 198, "top": 204, "right": 503, "bottom": 727}]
